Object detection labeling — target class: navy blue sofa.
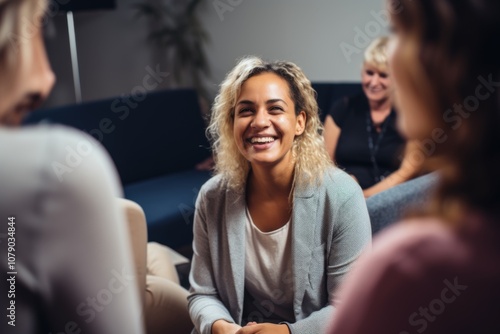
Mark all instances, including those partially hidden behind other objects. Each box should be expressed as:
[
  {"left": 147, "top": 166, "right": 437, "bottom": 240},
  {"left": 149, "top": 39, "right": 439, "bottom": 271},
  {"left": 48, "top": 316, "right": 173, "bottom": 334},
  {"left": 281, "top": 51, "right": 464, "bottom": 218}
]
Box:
[{"left": 24, "top": 89, "right": 212, "bottom": 250}]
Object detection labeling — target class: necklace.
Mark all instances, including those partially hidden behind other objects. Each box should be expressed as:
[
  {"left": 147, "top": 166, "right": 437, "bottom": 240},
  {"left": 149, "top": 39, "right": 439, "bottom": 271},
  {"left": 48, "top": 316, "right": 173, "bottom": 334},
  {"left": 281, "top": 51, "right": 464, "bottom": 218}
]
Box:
[{"left": 366, "top": 110, "right": 391, "bottom": 183}]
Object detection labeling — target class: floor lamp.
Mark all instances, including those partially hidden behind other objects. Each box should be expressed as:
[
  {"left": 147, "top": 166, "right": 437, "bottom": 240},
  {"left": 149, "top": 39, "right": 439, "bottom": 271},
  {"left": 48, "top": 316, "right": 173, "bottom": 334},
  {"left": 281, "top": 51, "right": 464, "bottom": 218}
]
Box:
[
  {"left": 66, "top": 11, "right": 82, "bottom": 103},
  {"left": 59, "top": 1, "right": 116, "bottom": 104}
]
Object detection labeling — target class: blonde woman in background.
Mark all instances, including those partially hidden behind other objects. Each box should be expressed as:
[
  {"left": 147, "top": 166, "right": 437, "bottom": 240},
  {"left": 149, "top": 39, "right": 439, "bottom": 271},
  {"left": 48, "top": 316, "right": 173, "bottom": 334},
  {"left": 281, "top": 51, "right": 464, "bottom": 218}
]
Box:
[
  {"left": 324, "top": 37, "right": 421, "bottom": 197},
  {"left": 187, "top": 56, "right": 371, "bottom": 334}
]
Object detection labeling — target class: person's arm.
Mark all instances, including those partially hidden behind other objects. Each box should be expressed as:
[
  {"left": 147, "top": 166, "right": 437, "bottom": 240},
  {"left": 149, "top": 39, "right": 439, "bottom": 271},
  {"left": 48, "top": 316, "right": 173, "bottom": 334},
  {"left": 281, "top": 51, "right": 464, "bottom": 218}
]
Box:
[
  {"left": 188, "top": 189, "right": 240, "bottom": 334},
  {"left": 39, "top": 129, "right": 144, "bottom": 334},
  {"left": 285, "top": 177, "right": 372, "bottom": 334},
  {"left": 323, "top": 115, "right": 341, "bottom": 161},
  {"left": 363, "top": 140, "right": 423, "bottom": 198}
]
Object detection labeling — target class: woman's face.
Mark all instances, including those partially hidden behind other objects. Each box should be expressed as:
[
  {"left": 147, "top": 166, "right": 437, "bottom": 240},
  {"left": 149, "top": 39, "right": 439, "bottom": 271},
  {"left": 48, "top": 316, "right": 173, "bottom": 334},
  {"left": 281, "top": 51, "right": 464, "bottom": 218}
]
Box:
[
  {"left": 233, "top": 72, "right": 305, "bottom": 171},
  {"left": 361, "top": 63, "right": 393, "bottom": 104},
  {"left": 388, "top": 28, "right": 435, "bottom": 140},
  {"left": 0, "top": 5, "right": 55, "bottom": 126}
]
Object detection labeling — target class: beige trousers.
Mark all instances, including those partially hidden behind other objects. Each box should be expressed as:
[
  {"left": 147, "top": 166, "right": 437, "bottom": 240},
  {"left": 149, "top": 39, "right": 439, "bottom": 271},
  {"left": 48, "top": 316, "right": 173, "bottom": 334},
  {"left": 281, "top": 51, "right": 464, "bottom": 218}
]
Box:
[{"left": 145, "top": 242, "right": 193, "bottom": 334}]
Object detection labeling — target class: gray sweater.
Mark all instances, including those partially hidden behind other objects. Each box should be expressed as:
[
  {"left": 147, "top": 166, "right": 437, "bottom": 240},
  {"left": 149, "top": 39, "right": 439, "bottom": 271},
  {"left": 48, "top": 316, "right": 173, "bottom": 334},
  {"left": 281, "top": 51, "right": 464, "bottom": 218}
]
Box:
[{"left": 188, "top": 166, "right": 372, "bottom": 334}]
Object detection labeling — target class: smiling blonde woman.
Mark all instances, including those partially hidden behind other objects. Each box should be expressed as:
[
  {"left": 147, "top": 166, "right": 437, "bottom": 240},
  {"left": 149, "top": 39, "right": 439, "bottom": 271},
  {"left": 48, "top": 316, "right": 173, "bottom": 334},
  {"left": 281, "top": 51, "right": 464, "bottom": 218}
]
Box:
[
  {"left": 188, "top": 56, "right": 371, "bottom": 334},
  {"left": 323, "top": 37, "right": 421, "bottom": 198}
]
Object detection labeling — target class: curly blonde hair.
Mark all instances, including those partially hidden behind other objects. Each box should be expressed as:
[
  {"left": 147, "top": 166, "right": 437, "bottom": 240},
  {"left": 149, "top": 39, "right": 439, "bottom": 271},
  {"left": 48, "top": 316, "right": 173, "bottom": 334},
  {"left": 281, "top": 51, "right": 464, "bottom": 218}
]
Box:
[{"left": 207, "top": 56, "right": 332, "bottom": 191}]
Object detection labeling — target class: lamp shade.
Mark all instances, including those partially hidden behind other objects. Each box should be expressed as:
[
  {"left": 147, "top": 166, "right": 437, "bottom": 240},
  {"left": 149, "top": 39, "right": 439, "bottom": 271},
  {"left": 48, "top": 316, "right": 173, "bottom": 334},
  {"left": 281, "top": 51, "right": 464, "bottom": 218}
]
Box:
[{"left": 58, "top": 0, "right": 116, "bottom": 12}]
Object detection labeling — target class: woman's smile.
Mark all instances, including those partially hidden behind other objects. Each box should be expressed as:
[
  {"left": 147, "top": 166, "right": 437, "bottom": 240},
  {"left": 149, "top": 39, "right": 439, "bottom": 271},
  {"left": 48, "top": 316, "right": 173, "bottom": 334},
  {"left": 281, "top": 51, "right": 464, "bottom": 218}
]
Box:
[{"left": 247, "top": 135, "right": 278, "bottom": 150}]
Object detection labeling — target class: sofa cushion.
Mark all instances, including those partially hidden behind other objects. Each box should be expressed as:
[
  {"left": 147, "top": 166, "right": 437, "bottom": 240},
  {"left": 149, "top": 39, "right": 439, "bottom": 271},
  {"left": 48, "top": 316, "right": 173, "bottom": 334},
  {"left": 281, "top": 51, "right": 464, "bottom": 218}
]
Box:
[{"left": 124, "top": 169, "right": 212, "bottom": 248}]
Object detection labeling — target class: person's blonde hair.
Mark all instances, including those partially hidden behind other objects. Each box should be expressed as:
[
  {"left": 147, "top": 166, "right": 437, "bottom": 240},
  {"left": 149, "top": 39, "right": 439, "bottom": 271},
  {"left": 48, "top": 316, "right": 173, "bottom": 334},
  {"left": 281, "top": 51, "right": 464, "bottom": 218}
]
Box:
[
  {"left": 364, "top": 36, "right": 390, "bottom": 70},
  {"left": 207, "top": 56, "right": 332, "bottom": 191},
  {"left": 0, "top": 0, "right": 46, "bottom": 84}
]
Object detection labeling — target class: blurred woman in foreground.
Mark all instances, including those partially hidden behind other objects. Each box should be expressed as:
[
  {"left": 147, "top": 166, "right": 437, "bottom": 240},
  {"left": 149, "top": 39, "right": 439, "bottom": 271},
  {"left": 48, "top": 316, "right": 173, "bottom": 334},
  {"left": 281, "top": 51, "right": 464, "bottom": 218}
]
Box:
[{"left": 328, "top": 0, "right": 500, "bottom": 333}]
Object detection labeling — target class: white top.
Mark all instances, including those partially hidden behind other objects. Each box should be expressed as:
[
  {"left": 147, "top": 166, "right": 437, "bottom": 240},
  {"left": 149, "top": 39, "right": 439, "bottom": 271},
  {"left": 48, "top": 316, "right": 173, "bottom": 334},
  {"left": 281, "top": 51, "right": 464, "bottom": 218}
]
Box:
[
  {"left": 0, "top": 125, "right": 143, "bottom": 334},
  {"left": 244, "top": 207, "right": 294, "bottom": 323}
]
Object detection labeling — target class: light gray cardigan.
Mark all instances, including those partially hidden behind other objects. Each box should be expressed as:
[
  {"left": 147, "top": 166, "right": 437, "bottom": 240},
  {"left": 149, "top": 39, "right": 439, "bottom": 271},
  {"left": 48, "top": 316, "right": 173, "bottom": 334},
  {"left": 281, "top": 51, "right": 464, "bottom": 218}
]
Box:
[{"left": 188, "top": 167, "right": 371, "bottom": 334}]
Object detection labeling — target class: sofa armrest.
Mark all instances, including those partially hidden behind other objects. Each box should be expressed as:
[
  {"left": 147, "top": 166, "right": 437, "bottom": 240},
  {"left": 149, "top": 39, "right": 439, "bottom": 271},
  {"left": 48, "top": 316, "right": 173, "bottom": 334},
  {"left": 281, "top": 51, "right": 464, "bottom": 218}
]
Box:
[{"left": 118, "top": 198, "right": 148, "bottom": 306}]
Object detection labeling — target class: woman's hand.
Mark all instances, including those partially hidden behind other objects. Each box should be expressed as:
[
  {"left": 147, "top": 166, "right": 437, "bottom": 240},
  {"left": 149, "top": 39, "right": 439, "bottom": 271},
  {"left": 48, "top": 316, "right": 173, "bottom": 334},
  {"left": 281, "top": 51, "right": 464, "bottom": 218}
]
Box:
[
  {"left": 212, "top": 320, "right": 242, "bottom": 334},
  {"left": 235, "top": 323, "right": 290, "bottom": 334}
]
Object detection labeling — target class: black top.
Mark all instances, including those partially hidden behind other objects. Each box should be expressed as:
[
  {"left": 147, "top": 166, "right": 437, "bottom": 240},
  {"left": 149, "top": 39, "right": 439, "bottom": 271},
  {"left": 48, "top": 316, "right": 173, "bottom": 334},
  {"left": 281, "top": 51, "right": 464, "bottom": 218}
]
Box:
[{"left": 327, "top": 94, "right": 405, "bottom": 189}]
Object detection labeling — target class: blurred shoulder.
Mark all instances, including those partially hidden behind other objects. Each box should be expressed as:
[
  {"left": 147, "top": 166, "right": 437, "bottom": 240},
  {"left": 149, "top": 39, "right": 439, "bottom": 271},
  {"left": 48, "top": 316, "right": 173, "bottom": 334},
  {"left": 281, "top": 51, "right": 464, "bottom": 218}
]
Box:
[
  {"left": 0, "top": 125, "right": 123, "bottom": 223},
  {"left": 370, "top": 218, "right": 464, "bottom": 271},
  {"left": 0, "top": 124, "right": 121, "bottom": 194},
  {"left": 1, "top": 124, "right": 110, "bottom": 161}
]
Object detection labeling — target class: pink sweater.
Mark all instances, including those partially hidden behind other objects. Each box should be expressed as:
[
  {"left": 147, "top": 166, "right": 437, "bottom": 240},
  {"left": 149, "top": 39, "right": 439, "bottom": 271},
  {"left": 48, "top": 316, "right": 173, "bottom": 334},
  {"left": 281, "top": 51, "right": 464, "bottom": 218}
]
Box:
[{"left": 328, "top": 215, "right": 500, "bottom": 334}]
